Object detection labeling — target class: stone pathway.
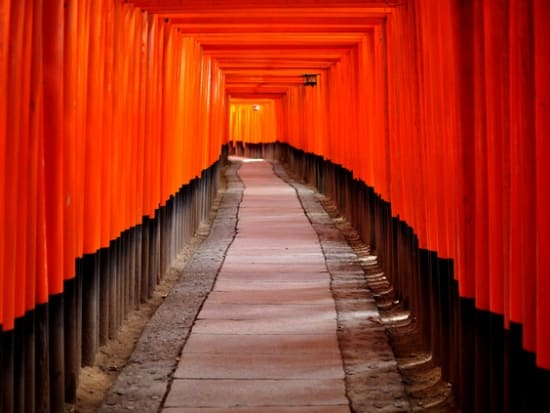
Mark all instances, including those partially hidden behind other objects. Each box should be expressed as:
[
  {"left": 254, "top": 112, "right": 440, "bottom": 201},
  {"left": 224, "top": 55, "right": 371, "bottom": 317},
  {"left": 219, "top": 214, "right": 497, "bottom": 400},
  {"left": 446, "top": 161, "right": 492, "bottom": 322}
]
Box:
[
  {"left": 162, "top": 159, "right": 351, "bottom": 412},
  {"left": 98, "top": 156, "right": 410, "bottom": 413}
]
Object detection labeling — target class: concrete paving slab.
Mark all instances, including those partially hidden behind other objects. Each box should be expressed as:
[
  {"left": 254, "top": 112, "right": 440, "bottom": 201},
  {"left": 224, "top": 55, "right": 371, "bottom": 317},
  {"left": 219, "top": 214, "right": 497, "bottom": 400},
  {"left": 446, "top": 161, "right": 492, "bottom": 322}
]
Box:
[
  {"left": 226, "top": 245, "right": 322, "bottom": 254},
  {"left": 213, "top": 271, "right": 329, "bottom": 283},
  {"left": 206, "top": 289, "right": 334, "bottom": 305},
  {"left": 239, "top": 199, "right": 302, "bottom": 208},
  {"left": 242, "top": 185, "right": 295, "bottom": 192},
  {"left": 182, "top": 334, "right": 341, "bottom": 355},
  {"left": 191, "top": 316, "right": 337, "bottom": 335},
  {"left": 231, "top": 231, "right": 319, "bottom": 241},
  {"left": 219, "top": 263, "right": 329, "bottom": 274},
  {"left": 220, "top": 261, "right": 329, "bottom": 270},
  {"left": 230, "top": 236, "right": 317, "bottom": 244},
  {"left": 227, "top": 242, "right": 321, "bottom": 250},
  {"left": 163, "top": 379, "right": 349, "bottom": 408},
  {"left": 235, "top": 221, "right": 315, "bottom": 229},
  {"left": 173, "top": 352, "right": 345, "bottom": 379},
  {"left": 237, "top": 213, "right": 306, "bottom": 220},
  {"left": 222, "top": 255, "right": 324, "bottom": 265},
  {"left": 163, "top": 406, "right": 350, "bottom": 413},
  {"left": 235, "top": 207, "right": 305, "bottom": 214},
  {"left": 236, "top": 225, "right": 309, "bottom": 232},
  {"left": 213, "top": 280, "right": 330, "bottom": 291},
  {"left": 227, "top": 248, "right": 321, "bottom": 255},
  {"left": 236, "top": 219, "right": 310, "bottom": 225},
  {"left": 197, "top": 302, "right": 335, "bottom": 320},
  {"left": 222, "top": 251, "right": 324, "bottom": 259}
]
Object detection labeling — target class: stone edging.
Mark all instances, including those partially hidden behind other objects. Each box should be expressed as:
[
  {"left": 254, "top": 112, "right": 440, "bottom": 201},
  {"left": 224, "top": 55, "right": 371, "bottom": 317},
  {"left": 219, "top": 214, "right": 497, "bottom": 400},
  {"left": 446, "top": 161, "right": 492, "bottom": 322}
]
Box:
[
  {"left": 97, "top": 161, "right": 244, "bottom": 413},
  {"left": 272, "top": 160, "right": 412, "bottom": 413}
]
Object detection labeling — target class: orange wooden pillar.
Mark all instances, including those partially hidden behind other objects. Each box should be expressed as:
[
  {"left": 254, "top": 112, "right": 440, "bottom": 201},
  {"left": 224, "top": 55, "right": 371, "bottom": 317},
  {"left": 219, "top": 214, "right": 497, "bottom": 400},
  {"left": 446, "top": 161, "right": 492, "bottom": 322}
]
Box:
[
  {"left": 534, "top": 0, "right": 550, "bottom": 371},
  {"left": 43, "top": 0, "right": 67, "bottom": 410},
  {"left": 508, "top": 0, "right": 536, "bottom": 348},
  {"left": 62, "top": 0, "right": 81, "bottom": 401},
  {"left": 0, "top": 0, "right": 8, "bottom": 340},
  {"left": 2, "top": 2, "right": 21, "bottom": 411},
  {"left": 80, "top": 0, "right": 103, "bottom": 371}
]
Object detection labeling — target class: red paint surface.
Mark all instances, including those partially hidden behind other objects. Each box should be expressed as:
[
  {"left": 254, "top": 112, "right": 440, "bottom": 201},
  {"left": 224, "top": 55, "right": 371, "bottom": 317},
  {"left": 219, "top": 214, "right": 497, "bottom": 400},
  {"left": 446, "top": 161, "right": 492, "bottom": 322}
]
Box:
[{"left": 0, "top": 0, "right": 549, "bottom": 369}]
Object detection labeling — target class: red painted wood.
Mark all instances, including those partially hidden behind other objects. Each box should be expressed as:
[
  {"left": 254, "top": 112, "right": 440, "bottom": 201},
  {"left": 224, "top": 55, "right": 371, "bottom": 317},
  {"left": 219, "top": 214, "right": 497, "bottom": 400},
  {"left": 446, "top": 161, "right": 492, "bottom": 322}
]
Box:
[
  {"left": 534, "top": 0, "right": 550, "bottom": 370},
  {"left": 0, "top": 0, "right": 549, "bottom": 372}
]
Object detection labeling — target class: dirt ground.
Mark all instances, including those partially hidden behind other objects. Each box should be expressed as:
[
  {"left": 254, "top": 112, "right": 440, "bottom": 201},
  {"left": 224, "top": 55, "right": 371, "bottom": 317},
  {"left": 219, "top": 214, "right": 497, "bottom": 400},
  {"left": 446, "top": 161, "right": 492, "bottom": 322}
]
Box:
[{"left": 65, "top": 160, "right": 456, "bottom": 413}]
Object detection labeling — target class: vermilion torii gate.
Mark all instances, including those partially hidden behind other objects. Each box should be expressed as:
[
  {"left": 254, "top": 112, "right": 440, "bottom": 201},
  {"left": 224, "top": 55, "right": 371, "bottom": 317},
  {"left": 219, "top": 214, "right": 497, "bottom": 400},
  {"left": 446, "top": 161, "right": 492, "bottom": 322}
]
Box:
[{"left": 1, "top": 1, "right": 549, "bottom": 412}]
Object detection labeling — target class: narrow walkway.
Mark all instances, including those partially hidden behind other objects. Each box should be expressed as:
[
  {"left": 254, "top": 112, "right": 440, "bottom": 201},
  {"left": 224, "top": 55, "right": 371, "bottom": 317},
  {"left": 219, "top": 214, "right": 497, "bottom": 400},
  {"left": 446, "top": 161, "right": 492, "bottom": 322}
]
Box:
[
  {"left": 99, "top": 157, "right": 409, "bottom": 413},
  {"left": 162, "top": 159, "right": 350, "bottom": 412}
]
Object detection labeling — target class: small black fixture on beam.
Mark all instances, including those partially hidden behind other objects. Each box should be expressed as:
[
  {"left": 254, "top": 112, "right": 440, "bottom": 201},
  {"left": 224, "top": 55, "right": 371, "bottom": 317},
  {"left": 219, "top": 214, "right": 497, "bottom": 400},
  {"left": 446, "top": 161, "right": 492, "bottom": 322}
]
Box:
[{"left": 303, "top": 73, "right": 317, "bottom": 87}]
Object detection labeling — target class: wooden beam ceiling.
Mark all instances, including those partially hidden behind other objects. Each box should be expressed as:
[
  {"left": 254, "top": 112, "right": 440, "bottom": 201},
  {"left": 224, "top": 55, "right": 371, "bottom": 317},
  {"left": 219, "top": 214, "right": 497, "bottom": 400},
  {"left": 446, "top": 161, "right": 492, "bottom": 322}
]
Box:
[{"left": 128, "top": 0, "right": 395, "bottom": 99}]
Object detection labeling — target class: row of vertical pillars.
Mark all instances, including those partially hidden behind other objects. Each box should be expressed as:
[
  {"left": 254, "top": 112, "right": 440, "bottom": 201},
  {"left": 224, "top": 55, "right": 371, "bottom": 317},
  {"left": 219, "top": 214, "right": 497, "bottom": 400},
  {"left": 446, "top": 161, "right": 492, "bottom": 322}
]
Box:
[
  {"left": 229, "top": 141, "right": 550, "bottom": 413},
  {"left": 0, "top": 156, "right": 223, "bottom": 413}
]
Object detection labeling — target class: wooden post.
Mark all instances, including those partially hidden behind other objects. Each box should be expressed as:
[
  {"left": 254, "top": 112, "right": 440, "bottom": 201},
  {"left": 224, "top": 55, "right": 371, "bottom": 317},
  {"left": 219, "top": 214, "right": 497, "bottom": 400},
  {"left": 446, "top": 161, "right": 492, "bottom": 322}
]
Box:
[
  {"left": 474, "top": 310, "right": 491, "bottom": 412},
  {"left": 82, "top": 253, "right": 99, "bottom": 366},
  {"left": 48, "top": 294, "right": 65, "bottom": 413},
  {"left": 99, "top": 248, "right": 110, "bottom": 345},
  {"left": 141, "top": 218, "right": 151, "bottom": 302},
  {"left": 128, "top": 230, "right": 136, "bottom": 313},
  {"left": 24, "top": 313, "right": 36, "bottom": 413},
  {"left": 14, "top": 319, "right": 25, "bottom": 413},
  {"left": 108, "top": 240, "right": 118, "bottom": 339},
  {"left": 35, "top": 303, "right": 49, "bottom": 413},
  {"left": 134, "top": 225, "right": 143, "bottom": 309},
  {"left": 488, "top": 313, "right": 505, "bottom": 413},
  {"left": 0, "top": 330, "right": 14, "bottom": 413},
  {"left": 458, "top": 298, "right": 475, "bottom": 413},
  {"left": 63, "top": 278, "right": 78, "bottom": 402},
  {"left": 122, "top": 232, "right": 129, "bottom": 323},
  {"left": 75, "top": 261, "right": 83, "bottom": 377}
]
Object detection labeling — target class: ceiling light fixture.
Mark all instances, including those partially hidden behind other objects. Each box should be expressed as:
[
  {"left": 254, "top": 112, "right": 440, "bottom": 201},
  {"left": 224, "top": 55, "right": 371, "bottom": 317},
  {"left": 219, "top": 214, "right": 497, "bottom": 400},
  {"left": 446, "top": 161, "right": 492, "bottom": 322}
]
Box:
[{"left": 303, "top": 73, "right": 317, "bottom": 87}]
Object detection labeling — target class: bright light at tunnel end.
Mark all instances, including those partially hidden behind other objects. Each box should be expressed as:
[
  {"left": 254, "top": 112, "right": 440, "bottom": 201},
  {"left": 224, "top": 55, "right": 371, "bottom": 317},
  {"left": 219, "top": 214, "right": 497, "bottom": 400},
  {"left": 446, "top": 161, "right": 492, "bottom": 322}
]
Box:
[{"left": 229, "top": 156, "right": 265, "bottom": 163}]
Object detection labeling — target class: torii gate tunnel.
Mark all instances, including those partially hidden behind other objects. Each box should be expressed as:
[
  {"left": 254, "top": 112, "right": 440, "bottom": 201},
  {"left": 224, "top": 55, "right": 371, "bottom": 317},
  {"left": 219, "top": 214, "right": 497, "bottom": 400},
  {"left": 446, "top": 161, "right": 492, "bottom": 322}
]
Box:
[{"left": 1, "top": 0, "right": 550, "bottom": 412}]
